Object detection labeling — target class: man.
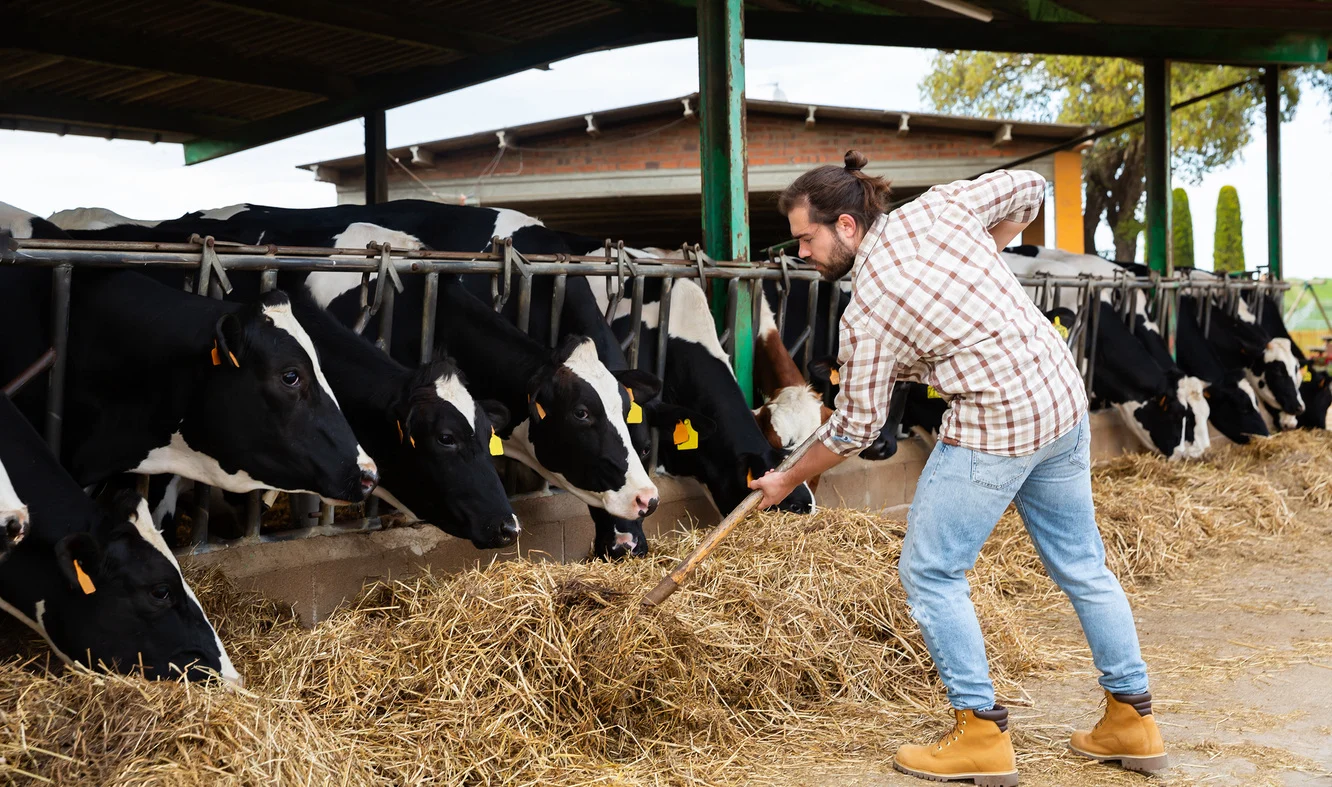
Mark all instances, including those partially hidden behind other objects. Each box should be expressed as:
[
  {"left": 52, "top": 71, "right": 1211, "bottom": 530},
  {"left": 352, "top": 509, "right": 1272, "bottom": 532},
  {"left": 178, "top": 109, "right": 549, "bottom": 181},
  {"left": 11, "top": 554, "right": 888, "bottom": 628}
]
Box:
[{"left": 750, "top": 151, "right": 1167, "bottom": 786}]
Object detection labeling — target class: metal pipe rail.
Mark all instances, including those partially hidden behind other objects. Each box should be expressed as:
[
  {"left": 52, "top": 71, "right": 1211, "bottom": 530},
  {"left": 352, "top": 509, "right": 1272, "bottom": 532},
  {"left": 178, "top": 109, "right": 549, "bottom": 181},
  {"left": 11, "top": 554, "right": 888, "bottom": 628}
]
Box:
[{"left": 1, "top": 235, "right": 824, "bottom": 557}]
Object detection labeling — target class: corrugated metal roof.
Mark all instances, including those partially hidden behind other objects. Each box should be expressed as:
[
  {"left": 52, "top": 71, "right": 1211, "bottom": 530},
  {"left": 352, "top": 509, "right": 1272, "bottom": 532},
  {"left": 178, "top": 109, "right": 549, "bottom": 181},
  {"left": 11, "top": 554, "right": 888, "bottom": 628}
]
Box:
[{"left": 1, "top": 0, "right": 1327, "bottom": 160}]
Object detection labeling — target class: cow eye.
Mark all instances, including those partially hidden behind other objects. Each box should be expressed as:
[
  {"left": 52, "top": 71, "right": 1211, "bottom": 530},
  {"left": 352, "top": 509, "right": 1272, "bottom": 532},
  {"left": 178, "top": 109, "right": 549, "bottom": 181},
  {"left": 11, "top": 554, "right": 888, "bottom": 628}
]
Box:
[
  {"left": 150, "top": 584, "right": 172, "bottom": 602},
  {"left": 573, "top": 406, "right": 591, "bottom": 422},
  {"left": 436, "top": 433, "right": 457, "bottom": 448},
  {"left": 281, "top": 369, "right": 301, "bottom": 388}
]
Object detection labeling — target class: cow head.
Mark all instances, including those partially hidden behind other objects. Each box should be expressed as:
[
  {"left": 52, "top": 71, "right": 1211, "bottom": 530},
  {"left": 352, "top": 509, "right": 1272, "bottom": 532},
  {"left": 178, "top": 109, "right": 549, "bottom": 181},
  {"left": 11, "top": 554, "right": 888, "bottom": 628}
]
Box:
[
  {"left": 1117, "top": 392, "right": 1190, "bottom": 459},
  {"left": 378, "top": 360, "right": 519, "bottom": 549},
  {"left": 1250, "top": 339, "right": 1305, "bottom": 418},
  {"left": 35, "top": 491, "right": 236, "bottom": 682},
  {"left": 1203, "top": 371, "right": 1270, "bottom": 444},
  {"left": 753, "top": 385, "right": 828, "bottom": 452},
  {"left": 516, "top": 337, "right": 662, "bottom": 519},
  {"left": 589, "top": 508, "right": 649, "bottom": 560},
  {"left": 1174, "top": 375, "right": 1212, "bottom": 459},
  {"left": 0, "top": 462, "right": 29, "bottom": 561},
  {"left": 175, "top": 291, "right": 377, "bottom": 503},
  {"left": 807, "top": 357, "right": 840, "bottom": 410},
  {"left": 1298, "top": 370, "right": 1332, "bottom": 431}
]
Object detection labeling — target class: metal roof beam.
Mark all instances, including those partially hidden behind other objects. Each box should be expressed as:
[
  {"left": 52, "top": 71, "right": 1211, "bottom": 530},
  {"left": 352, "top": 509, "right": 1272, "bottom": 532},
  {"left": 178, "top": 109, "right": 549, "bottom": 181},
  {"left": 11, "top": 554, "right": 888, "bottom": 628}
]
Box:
[
  {"left": 183, "top": 11, "right": 689, "bottom": 165},
  {"left": 744, "top": 12, "right": 1329, "bottom": 64},
  {"left": 6, "top": 11, "right": 355, "bottom": 97},
  {"left": 0, "top": 90, "right": 237, "bottom": 137},
  {"left": 206, "top": 0, "right": 515, "bottom": 55}
]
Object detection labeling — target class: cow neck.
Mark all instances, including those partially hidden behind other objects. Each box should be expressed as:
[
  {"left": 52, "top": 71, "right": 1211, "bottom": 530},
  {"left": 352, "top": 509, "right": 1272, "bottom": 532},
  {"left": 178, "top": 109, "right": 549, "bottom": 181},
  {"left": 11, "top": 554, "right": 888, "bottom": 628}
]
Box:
[{"left": 435, "top": 277, "right": 546, "bottom": 430}]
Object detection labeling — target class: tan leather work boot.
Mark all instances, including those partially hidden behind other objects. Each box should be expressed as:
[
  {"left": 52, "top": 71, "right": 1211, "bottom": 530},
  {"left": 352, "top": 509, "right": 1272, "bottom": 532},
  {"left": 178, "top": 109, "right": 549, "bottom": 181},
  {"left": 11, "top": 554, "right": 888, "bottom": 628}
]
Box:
[
  {"left": 893, "top": 705, "right": 1019, "bottom": 786},
  {"left": 1070, "top": 691, "right": 1168, "bottom": 774}
]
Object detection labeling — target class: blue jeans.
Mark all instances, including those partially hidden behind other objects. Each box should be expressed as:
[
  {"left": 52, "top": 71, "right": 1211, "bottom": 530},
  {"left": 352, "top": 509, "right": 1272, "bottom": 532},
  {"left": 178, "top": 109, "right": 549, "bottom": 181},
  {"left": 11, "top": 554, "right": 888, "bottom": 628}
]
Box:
[{"left": 899, "top": 414, "right": 1149, "bottom": 710}]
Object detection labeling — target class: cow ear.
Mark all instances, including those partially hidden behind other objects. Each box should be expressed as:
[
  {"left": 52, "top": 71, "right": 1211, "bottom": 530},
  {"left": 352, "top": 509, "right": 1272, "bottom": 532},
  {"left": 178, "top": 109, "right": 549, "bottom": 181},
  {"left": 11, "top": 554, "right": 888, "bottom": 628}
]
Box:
[
  {"left": 213, "top": 313, "right": 244, "bottom": 369},
  {"left": 480, "top": 400, "right": 510, "bottom": 434},
  {"left": 647, "top": 403, "right": 716, "bottom": 439},
  {"left": 614, "top": 369, "right": 662, "bottom": 403},
  {"left": 54, "top": 533, "right": 102, "bottom": 594},
  {"left": 807, "top": 357, "right": 836, "bottom": 387}
]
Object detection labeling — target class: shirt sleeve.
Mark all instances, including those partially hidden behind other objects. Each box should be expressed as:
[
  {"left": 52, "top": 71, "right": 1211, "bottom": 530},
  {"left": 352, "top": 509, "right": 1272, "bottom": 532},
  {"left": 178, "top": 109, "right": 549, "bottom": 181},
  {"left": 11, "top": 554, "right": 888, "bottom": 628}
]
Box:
[
  {"left": 815, "top": 301, "right": 899, "bottom": 457},
  {"left": 938, "top": 169, "right": 1047, "bottom": 230}
]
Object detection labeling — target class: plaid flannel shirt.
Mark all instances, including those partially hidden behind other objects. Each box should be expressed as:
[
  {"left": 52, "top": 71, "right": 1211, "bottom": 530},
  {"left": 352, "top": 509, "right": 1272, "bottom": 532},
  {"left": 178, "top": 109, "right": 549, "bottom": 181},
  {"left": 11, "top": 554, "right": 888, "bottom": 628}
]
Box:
[{"left": 815, "top": 169, "right": 1088, "bottom": 458}]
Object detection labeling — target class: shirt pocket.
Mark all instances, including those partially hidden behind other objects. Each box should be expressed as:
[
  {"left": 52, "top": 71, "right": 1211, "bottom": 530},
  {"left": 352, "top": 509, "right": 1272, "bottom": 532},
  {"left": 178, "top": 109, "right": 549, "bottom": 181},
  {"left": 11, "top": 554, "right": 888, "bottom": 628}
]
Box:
[{"left": 969, "top": 447, "right": 1033, "bottom": 491}]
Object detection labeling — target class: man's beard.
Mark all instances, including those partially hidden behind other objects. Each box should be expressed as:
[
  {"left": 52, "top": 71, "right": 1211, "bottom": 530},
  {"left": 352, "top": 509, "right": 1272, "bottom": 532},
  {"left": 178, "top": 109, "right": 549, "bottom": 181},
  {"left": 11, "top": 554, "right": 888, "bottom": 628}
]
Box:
[{"left": 819, "top": 235, "right": 856, "bottom": 282}]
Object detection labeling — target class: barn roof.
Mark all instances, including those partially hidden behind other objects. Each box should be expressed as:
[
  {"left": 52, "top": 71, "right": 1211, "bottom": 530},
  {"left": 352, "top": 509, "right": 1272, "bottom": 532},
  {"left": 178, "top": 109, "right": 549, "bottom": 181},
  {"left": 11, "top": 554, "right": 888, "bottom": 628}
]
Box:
[
  {"left": 2, "top": 1, "right": 1327, "bottom": 165},
  {"left": 299, "top": 93, "right": 1091, "bottom": 174}
]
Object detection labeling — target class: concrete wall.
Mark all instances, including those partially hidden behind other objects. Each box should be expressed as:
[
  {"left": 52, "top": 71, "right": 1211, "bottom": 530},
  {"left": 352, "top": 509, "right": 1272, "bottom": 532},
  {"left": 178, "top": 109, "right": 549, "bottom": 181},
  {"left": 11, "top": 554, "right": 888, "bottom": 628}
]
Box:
[{"left": 186, "top": 410, "right": 1162, "bottom": 625}]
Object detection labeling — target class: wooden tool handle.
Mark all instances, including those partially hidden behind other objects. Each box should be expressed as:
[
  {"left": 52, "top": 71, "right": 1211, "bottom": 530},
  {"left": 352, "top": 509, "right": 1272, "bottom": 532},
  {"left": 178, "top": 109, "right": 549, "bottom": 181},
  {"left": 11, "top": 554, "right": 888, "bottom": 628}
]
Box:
[{"left": 641, "top": 433, "right": 819, "bottom": 608}]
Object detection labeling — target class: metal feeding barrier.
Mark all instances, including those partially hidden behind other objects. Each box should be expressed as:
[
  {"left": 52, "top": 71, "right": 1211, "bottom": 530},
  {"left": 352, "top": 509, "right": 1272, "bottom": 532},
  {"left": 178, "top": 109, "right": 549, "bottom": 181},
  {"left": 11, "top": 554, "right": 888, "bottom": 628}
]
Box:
[
  {"left": 1012, "top": 269, "right": 1290, "bottom": 395},
  {"left": 0, "top": 234, "right": 1292, "bottom": 556},
  {"left": 1, "top": 234, "right": 822, "bottom": 556}
]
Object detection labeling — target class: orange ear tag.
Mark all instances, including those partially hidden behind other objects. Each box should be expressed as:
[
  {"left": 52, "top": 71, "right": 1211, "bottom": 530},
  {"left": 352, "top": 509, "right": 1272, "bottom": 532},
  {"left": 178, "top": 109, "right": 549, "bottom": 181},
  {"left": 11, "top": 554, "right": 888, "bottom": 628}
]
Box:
[
  {"left": 396, "top": 420, "right": 405, "bottom": 442},
  {"left": 673, "top": 419, "right": 699, "bottom": 451},
  {"left": 210, "top": 341, "right": 239, "bottom": 368},
  {"left": 746, "top": 469, "right": 754, "bottom": 485},
  {"left": 625, "top": 387, "right": 643, "bottom": 424},
  {"left": 534, "top": 401, "right": 547, "bottom": 420},
  {"left": 1159, "top": 396, "right": 1167, "bottom": 408},
  {"left": 828, "top": 369, "right": 841, "bottom": 386},
  {"left": 927, "top": 386, "right": 942, "bottom": 400},
  {"left": 73, "top": 560, "right": 96, "bottom": 595},
  {"left": 489, "top": 427, "right": 504, "bottom": 457}
]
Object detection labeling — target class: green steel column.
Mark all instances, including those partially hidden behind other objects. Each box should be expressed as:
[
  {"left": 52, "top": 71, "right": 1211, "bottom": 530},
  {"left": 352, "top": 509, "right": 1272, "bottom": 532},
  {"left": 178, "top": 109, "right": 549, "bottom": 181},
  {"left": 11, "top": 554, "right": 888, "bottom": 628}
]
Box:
[
  {"left": 697, "top": 0, "right": 753, "bottom": 405},
  {"left": 1143, "top": 58, "right": 1172, "bottom": 276},
  {"left": 1265, "top": 66, "right": 1283, "bottom": 282}
]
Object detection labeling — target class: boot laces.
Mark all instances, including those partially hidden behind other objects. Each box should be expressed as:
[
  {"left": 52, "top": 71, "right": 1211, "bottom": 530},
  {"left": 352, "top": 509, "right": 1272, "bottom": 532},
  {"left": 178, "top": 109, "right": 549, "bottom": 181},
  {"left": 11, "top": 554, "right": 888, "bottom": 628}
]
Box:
[{"left": 934, "top": 715, "right": 967, "bottom": 750}]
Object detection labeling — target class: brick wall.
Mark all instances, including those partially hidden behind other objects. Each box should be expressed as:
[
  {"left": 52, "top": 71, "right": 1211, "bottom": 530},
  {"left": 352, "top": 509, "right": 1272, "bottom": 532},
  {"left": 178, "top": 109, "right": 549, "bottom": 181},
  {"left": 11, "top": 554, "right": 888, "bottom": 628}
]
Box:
[{"left": 375, "top": 113, "right": 1058, "bottom": 187}]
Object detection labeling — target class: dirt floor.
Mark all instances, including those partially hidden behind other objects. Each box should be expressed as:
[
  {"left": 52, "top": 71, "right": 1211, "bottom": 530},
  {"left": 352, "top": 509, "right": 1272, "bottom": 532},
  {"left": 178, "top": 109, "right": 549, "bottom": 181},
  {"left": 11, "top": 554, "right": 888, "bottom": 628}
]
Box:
[{"left": 780, "top": 512, "right": 1332, "bottom": 787}]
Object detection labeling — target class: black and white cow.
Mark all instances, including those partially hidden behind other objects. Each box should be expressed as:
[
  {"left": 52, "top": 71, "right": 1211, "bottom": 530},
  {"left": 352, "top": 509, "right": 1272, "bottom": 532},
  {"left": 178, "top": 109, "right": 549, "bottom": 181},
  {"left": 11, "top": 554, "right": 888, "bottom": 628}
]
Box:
[
  {"left": 1045, "top": 303, "right": 1195, "bottom": 459},
  {"left": 287, "top": 289, "right": 520, "bottom": 548},
  {"left": 0, "top": 259, "right": 378, "bottom": 503},
  {"left": 1299, "top": 368, "right": 1332, "bottom": 431},
  {"left": 4, "top": 210, "right": 379, "bottom": 503},
  {"left": 1184, "top": 285, "right": 1305, "bottom": 430},
  {"left": 0, "top": 395, "right": 236, "bottom": 682},
  {"left": 0, "top": 457, "right": 30, "bottom": 561},
  {"left": 1001, "top": 248, "right": 1209, "bottom": 458},
  {"left": 1174, "top": 296, "right": 1270, "bottom": 444},
  {"left": 593, "top": 276, "right": 817, "bottom": 516}
]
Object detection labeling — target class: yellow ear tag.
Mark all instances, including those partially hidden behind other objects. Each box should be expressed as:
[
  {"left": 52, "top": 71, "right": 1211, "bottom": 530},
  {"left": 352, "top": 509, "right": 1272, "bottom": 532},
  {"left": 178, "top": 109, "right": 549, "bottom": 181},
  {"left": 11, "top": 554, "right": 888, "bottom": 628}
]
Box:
[
  {"left": 210, "top": 341, "right": 239, "bottom": 368},
  {"left": 673, "top": 419, "right": 699, "bottom": 451},
  {"left": 73, "top": 560, "right": 96, "bottom": 595},
  {"left": 409, "top": 435, "right": 416, "bottom": 448},
  {"left": 746, "top": 469, "right": 754, "bottom": 485},
  {"left": 396, "top": 420, "right": 404, "bottom": 442},
  {"left": 927, "top": 386, "right": 942, "bottom": 400},
  {"left": 534, "top": 401, "right": 546, "bottom": 420},
  {"left": 489, "top": 428, "right": 504, "bottom": 457},
  {"left": 828, "top": 368, "right": 841, "bottom": 386},
  {"left": 1302, "top": 366, "right": 1313, "bottom": 383},
  {"left": 1052, "top": 316, "right": 1069, "bottom": 340},
  {"left": 625, "top": 387, "right": 643, "bottom": 424}
]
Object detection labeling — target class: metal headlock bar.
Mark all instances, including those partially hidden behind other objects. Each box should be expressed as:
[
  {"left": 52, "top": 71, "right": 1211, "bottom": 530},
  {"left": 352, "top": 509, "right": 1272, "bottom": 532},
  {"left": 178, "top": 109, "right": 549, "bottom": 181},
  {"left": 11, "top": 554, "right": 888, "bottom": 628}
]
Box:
[{"left": 0, "top": 234, "right": 1291, "bottom": 556}]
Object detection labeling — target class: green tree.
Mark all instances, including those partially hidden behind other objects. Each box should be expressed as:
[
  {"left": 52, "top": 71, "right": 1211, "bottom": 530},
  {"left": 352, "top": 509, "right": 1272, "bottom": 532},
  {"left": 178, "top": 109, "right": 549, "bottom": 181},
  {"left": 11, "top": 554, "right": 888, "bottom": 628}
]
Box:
[
  {"left": 1172, "top": 188, "right": 1194, "bottom": 268},
  {"left": 1214, "top": 186, "right": 1245, "bottom": 273},
  {"left": 922, "top": 55, "right": 1311, "bottom": 260}
]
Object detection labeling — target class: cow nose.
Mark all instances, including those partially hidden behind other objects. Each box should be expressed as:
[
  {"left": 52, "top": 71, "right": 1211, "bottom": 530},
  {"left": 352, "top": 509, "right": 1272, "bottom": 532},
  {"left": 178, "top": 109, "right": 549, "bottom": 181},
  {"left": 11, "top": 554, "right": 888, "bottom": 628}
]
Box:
[
  {"left": 358, "top": 469, "right": 379, "bottom": 497},
  {"left": 498, "top": 516, "right": 521, "bottom": 546},
  {"left": 3, "top": 515, "right": 26, "bottom": 546},
  {"left": 636, "top": 493, "right": 659, "bottom": 518},
  {"left": 609, "top": 531, "right": 640, "bottom": 559}
]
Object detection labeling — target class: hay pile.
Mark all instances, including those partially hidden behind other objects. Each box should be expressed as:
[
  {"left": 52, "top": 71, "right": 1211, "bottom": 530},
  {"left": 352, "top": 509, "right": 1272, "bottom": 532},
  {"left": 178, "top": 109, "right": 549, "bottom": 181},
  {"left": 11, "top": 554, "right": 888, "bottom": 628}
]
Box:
[{"left": 2, "top": 431, "right": 1330, "bottom": 786}]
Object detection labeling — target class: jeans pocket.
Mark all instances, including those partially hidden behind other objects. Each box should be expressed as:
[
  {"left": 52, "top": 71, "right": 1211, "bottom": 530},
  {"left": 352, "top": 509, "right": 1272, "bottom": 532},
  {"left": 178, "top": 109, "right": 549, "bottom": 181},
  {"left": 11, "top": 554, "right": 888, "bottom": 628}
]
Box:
[
  {"left": 969, "top": 448, "right": 1032, "bottom": 490},
  {"left": 1068, "top": 418, "right": 1092, "bottom": 470}
]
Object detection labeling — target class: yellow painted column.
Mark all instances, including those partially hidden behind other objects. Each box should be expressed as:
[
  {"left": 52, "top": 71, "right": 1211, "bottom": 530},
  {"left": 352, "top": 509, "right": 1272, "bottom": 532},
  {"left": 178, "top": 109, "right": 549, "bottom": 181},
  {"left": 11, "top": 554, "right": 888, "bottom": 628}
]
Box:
[{"left": 1053, "top": 150, "right": 1084, "bottom": 253}]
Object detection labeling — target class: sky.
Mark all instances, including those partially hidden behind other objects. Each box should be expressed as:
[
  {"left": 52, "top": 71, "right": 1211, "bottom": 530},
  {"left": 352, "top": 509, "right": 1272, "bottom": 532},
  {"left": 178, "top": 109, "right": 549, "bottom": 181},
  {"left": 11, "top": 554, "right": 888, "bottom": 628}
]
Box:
[{"left": 1, "top": 39, "right": 1328, "bottom": 280}]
